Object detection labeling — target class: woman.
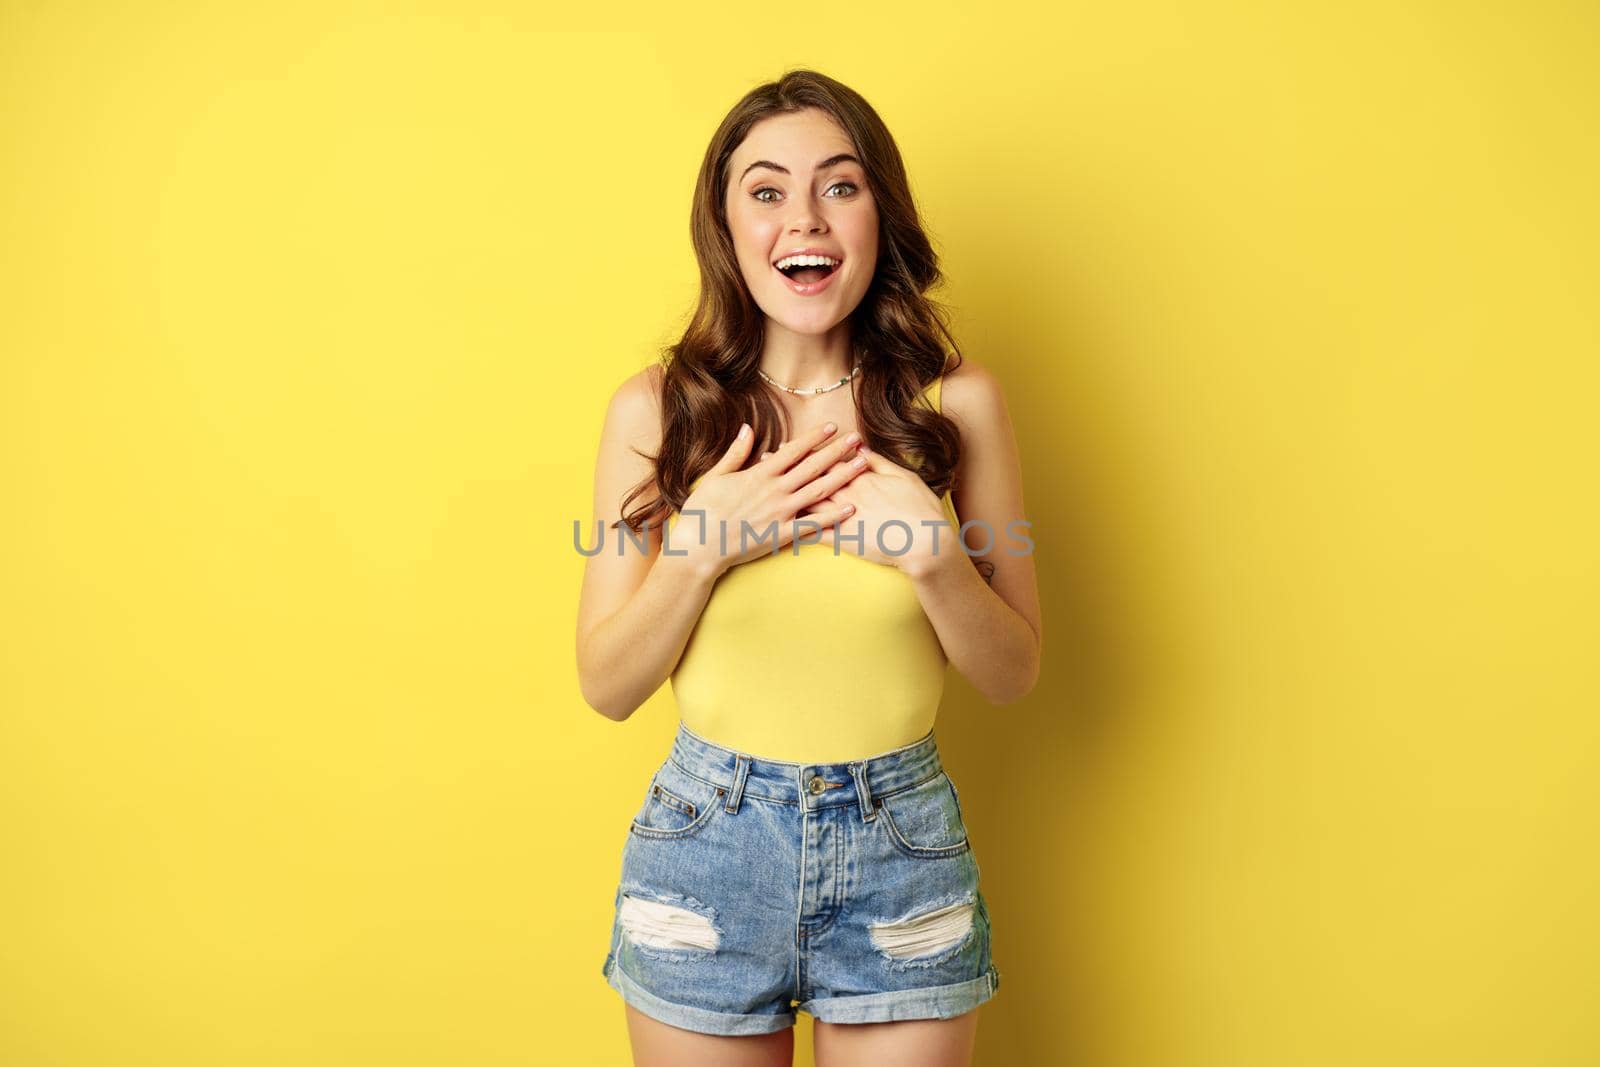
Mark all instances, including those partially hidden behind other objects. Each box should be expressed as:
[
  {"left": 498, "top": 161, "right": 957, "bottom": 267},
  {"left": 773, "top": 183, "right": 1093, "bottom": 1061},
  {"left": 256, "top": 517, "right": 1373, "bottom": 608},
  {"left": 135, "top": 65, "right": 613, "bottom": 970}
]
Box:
[{"left": 577, "top": 69, "right": 1041, "bottom": 1066}]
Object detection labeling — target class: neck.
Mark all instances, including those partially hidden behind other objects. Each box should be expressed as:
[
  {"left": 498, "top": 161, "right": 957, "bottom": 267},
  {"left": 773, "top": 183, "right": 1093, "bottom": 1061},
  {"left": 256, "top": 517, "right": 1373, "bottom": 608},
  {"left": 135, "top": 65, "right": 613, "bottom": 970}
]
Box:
[{"left": 758, "top": 323, "right": 855, "bottom": 390}]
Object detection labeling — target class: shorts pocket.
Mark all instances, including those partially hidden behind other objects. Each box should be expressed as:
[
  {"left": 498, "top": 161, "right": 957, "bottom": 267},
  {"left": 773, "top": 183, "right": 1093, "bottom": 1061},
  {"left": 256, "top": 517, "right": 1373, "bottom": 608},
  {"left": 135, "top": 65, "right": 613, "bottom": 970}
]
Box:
[
  {"left": 629, "top": 759, "right": 725, "bottom": 840},
  {"left": 876, "top": 769, "right": 971, "bottom": 859}
]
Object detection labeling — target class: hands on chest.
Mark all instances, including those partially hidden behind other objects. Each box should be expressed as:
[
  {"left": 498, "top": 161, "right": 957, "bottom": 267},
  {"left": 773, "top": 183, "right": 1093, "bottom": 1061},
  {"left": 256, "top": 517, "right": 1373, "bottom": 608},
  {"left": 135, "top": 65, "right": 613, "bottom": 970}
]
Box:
[{"left": 677, "top": 420, "right": 952, "bottom": 577}]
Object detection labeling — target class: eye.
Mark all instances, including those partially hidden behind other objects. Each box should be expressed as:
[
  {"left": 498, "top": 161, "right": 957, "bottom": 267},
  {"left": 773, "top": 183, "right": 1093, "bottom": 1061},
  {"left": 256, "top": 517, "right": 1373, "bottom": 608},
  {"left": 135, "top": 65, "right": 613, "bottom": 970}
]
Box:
[{"left": 751, "top": 181, "right": 860, "bottom": 204}]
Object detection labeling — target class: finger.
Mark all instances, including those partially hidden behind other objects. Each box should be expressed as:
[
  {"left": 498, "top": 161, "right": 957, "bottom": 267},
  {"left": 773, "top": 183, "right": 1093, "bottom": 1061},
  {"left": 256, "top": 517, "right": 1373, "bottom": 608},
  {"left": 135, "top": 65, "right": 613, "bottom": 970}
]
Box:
[
  {"left": 798, "top": 497, "right": 857, "bottom": 523},
  {"left": 795, "top": 501, "right": 855, "bottom": 542},
  {"left": 782, "top": 430, "right": 863, "bottom": 492},
  {"left": 851, "top": 442, "right": 904, "bottom": 476},
  {"left": 711, "top": 423, "right": 754, "bottom": 473},
  {"left": 809, "top": 448, "right": 871, "bottom": 503},
  {"left": 784, "top": 452, "right": 867, "bottom": 518},
  {"left": 771, "top": 421, "right": 839, "bottom": 472}
]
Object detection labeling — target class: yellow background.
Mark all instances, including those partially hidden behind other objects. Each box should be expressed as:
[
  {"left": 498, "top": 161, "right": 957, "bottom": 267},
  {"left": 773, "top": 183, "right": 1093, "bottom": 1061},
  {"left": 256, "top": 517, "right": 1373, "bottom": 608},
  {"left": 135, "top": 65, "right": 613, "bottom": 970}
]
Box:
[{"left": 2, "top": 2, "right": 1596, "bottom": 1064}]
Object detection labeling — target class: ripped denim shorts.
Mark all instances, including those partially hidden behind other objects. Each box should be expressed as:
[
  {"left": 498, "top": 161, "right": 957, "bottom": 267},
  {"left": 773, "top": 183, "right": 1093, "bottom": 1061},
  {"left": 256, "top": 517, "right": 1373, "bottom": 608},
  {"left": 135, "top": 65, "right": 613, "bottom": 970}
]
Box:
[{"left": 600, "top": 720, "right": 1001, "bottom": 1035}]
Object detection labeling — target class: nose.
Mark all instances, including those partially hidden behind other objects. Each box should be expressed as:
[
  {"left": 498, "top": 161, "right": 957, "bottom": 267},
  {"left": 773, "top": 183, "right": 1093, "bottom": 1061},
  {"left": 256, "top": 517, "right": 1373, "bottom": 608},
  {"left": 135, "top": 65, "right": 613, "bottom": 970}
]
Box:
[{"left": 787, "top": 201, "right": 827, "bottom": 235}]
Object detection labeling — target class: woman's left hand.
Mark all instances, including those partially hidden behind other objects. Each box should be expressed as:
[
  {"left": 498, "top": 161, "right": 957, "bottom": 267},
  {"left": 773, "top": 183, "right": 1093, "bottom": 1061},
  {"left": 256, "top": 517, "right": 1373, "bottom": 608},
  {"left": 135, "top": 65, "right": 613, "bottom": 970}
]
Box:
[{"left": 796, "top": 444, "right": 954, "bottom": 574}]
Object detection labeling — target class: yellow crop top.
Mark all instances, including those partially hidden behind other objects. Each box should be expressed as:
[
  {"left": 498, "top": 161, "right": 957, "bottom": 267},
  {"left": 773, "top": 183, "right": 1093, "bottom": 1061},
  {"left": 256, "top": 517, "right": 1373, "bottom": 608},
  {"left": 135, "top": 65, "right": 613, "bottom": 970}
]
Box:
[{"left": 666, "top": 370, "right": 960, "bottom": 763}]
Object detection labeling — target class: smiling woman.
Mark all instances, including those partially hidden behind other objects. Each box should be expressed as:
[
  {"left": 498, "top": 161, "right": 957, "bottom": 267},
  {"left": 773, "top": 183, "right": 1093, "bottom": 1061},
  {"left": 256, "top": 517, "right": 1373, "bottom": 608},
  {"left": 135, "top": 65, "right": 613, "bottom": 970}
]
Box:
[{"left": 578, "top": 67, "right": 1040, "bottom": 1067}]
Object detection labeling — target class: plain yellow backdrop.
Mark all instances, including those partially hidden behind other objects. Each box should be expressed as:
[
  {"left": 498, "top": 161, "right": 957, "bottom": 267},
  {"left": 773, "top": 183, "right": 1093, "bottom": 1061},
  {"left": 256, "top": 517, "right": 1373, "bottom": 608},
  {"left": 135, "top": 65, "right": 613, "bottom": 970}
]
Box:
[{"left": 2, "top": 2, "right": 1596, "bottom": 1064}]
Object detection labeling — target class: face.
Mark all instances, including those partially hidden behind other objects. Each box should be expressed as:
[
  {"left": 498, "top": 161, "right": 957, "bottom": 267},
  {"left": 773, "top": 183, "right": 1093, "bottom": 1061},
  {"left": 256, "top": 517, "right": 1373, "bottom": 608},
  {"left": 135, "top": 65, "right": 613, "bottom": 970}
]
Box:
[{"left": 723, "top": 108, "right": 879, "bottom": 336}]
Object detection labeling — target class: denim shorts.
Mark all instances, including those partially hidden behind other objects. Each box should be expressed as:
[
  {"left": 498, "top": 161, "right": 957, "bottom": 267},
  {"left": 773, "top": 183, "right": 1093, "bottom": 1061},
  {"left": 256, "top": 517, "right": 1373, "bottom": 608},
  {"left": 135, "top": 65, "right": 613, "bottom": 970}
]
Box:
[{"left": 600, "top": 720, "right": 1000, "bottom": 1035}]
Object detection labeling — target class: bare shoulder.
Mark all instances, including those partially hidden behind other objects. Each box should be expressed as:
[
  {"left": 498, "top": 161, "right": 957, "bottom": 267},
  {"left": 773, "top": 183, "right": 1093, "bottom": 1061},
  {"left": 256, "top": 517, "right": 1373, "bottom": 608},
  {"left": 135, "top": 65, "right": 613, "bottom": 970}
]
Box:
[
  {"left": 939, "top": 354, "right": 1011, "bottom": 441},
  {"left": 598, "top": 364, "right": 668, "bottom": 479},
  {"left": 606, "top": 363, "right": 666, "bottom": 441},
  {"left": 940, "top": 353, "right": 1026, "bottom": 518},
  {"left": 593, "top": 364, "right": 667, "bottom": 523}
]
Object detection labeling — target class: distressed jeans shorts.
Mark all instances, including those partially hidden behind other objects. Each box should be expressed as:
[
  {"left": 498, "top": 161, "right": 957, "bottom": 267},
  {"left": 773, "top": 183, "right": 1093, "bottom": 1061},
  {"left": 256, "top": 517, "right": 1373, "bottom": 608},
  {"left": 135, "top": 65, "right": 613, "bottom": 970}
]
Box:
[{"left": 600, "top": 720, "right": 1001, "bottom": 1036}]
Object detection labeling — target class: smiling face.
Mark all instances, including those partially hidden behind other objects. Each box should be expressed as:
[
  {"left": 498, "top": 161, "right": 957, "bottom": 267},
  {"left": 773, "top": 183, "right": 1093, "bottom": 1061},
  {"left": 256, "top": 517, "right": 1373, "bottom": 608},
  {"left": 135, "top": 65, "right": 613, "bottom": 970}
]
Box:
[{"left": 723, "top": 108, "right": 879, "bottom": 336}]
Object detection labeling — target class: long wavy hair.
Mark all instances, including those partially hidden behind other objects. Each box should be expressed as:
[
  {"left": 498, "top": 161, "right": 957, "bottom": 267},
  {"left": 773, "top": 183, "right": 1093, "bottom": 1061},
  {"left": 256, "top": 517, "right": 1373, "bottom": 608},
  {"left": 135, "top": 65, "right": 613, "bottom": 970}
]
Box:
[{"left": 617, "top": 68, "right": 965, "bottom": 536}]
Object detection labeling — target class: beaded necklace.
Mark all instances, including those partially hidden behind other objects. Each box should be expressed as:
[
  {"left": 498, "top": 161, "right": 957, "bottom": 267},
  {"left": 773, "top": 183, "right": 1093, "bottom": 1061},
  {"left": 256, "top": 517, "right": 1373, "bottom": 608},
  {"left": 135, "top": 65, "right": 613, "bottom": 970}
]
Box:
[{"left": 757, "top": 362, "right": 862, "bottom": 396}]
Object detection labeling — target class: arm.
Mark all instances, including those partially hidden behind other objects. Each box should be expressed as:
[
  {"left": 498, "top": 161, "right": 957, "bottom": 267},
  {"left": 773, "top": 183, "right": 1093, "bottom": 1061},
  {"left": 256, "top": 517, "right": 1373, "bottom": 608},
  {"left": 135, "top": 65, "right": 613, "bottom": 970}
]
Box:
[
  {"left": 907, "top": 359, "right": 1042, "bottom": 704},
  {"left": 574, "top": 367, "right": 719, "bottom": 721}
]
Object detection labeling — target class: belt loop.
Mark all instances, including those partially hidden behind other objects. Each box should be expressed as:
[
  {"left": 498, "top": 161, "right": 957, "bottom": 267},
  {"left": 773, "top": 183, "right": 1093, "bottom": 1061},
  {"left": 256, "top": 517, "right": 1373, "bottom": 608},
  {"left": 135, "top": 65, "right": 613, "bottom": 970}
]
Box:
[
  {"left": 725, "top": 754, "right": 751, "bottom": 814},
  {"left": 850, "top": 760, "right": 876, "bottom": 822}
]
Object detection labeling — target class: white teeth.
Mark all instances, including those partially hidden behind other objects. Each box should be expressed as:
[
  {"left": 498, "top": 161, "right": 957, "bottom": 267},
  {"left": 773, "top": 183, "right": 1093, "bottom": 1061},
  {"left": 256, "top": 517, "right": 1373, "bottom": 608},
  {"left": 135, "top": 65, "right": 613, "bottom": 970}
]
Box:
[{"left": 774, "top": 254, "right": 840, "bottom": 271}]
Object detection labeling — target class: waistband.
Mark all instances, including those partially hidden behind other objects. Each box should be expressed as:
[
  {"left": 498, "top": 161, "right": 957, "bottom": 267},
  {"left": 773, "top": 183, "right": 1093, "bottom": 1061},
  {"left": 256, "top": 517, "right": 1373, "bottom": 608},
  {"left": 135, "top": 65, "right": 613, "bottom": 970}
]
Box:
[{"left": 668, "top": 720, "right": 947, "bottom": 821}]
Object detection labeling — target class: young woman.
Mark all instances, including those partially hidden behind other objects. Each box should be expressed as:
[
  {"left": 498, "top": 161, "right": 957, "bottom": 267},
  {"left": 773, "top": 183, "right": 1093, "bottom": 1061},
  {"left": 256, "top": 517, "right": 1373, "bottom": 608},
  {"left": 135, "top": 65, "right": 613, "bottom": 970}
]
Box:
[{"left": 578, "top": 69, "right": 1041, "bottom": 1067}]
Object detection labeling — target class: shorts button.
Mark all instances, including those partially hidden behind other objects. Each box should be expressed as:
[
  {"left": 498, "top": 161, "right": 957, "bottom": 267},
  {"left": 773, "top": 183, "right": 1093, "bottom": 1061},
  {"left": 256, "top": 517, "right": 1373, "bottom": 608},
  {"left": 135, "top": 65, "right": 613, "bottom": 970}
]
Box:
[{"left": 808, "top": 775, "right": 825, "bottom": 794}]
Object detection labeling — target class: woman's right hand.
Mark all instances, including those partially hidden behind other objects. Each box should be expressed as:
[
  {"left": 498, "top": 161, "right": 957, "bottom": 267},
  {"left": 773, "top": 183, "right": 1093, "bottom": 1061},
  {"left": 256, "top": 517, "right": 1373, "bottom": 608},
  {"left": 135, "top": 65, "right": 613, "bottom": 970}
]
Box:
[{"left": 674, "top": 421, "right": 868, "bottom": 578}]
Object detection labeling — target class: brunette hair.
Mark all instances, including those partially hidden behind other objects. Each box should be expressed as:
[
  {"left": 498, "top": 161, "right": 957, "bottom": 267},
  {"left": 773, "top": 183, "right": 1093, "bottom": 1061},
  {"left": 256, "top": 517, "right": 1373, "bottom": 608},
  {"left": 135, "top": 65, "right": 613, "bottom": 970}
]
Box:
[{"left": 616, "top": 68, "right": 965, "bottom": 536}]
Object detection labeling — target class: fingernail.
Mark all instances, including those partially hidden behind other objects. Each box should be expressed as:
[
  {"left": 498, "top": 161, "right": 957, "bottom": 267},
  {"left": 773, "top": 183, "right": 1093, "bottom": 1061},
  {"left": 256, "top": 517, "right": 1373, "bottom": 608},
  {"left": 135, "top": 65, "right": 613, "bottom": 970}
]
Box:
[
  {"left": 738, "top": 423, "right": 749, "bottom": 438},
  {"left": 823, "top": 422, "right": 837, "bottom": 434}
]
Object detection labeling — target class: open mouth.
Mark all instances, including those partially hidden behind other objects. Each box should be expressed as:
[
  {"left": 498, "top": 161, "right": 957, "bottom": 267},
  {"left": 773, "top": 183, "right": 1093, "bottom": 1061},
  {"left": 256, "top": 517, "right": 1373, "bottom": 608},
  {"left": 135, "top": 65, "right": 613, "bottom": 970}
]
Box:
[
  {"left": 772, "top": 256, "right": 842, "bottom": 295},
  {"left": 775, "top": 261, "right": 839, "bottom": 286}
]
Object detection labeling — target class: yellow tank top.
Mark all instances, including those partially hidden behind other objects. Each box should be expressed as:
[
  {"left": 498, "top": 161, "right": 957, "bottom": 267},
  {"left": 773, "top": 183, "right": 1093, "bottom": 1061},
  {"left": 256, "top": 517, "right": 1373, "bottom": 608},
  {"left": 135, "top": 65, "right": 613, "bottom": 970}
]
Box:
[{"left": 666, "top": 370, "right": 959, "bottom": 763}]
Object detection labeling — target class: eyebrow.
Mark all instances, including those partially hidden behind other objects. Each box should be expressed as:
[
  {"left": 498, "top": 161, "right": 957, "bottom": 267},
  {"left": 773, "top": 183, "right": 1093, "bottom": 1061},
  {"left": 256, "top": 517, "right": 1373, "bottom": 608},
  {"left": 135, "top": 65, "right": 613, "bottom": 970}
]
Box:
[{"left": 739, "top": 153, "right": 862, "bottom": 182}]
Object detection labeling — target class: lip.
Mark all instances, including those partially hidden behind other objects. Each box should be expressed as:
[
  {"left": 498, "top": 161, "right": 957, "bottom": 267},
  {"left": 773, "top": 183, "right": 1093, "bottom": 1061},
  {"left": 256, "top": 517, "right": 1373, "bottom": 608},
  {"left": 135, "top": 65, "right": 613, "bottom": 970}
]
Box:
[
  {"left": 771, "top": 246, "right": 843, "bottom": 265},
  {"left": 773, "top": 259, "right": 842, "bottom": 297}
]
